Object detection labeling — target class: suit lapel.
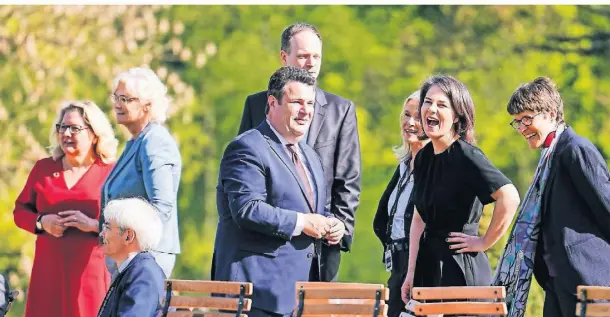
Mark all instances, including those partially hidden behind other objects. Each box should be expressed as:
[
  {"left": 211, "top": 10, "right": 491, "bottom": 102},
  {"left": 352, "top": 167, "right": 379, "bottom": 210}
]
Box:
[
  {"left": 104, "top": 123, "right": 155, "bottom": 189},
  {"left": 542, "top": 127, "right": 573, "bottom": 217},
  {"left": 306, "top": 87, "right": 328, "bottom": 147},
  {"left": 258, "top": 121, "right": 314, "bottom": 212}
]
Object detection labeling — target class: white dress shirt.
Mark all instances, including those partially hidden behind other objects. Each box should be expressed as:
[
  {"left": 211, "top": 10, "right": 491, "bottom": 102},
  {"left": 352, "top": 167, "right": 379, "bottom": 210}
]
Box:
[{"left": 266, "top": 119, "right": 317, "bottom": 237}]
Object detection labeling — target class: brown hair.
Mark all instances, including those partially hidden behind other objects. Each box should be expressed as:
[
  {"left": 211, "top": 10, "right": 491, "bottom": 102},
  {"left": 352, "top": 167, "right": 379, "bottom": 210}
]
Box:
[
  {"left": 419, "top": 75, "right": 477, "bottom": 144},
  {"left": 506, "top": 77, "right": 564, "bottom": 122}
]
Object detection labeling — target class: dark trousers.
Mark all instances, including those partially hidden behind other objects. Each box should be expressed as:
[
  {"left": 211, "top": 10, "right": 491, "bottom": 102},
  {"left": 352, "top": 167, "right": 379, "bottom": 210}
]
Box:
[
  {"left": 387, "top": 249, "right": 409, "bottom": 317},
  {"left": 543, "top": 277, "right": 577, "bottom": 317},
  {"left": 308, "top": 244, "right": 341, "bottom": 282}
]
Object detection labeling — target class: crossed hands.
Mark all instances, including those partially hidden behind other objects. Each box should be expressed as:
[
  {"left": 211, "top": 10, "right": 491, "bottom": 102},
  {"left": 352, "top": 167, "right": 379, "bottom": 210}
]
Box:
[
  {"left": 302, "top": 214, "right": 345, "bottom": 245},
  {"left": 39, "top": 210, "right": 98, "bottom": 238}
]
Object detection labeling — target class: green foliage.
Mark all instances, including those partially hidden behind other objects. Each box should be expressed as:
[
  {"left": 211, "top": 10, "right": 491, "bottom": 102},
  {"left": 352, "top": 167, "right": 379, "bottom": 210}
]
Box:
[{"left": 2, "top": 5, "right": 609, "bottom": 317}]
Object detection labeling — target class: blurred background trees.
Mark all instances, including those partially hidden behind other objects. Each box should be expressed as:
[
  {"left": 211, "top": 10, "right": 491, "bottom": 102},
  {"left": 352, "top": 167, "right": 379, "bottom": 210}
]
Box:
[{"left": 1, "top": 5, "right": 609, "bottom": 316}]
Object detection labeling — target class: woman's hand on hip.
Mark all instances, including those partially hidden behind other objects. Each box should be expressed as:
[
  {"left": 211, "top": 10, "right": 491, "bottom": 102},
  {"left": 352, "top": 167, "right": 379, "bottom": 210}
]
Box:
[{"left": 447, "top": 232, "right": 490, "bottom": 253}]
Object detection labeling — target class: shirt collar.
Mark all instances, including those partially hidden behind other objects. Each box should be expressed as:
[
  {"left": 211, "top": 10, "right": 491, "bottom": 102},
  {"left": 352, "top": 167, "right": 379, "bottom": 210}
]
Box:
[
  {"left": 543, "top": 131, "right": 556, "bottom": 148},
  {"left": 118, "top": 252, "right": 140, "bottom": 273},
  {"left": 266, "top": 119, "right": 294, "bottom": 147}
]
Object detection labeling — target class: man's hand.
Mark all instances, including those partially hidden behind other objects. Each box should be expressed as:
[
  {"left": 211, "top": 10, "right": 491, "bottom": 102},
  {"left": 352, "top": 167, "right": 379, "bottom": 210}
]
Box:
[
  {"left": 302, "top": 214, "right": 331, "bottom": 239},
  {"left": 324, "top": 217, "right": 345, "bottom": 245}
]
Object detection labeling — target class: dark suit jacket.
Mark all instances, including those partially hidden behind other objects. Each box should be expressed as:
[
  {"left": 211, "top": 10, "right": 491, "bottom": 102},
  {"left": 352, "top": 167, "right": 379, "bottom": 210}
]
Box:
[
  {"left": 214, "top": 120, "right": 330, "bottom": 314},
  {"left": 372, "top": 162, "right": 415, "bottom": 257},
  {"left": 238, "top": 88, "right": 361, "bottom": 251},
  {"left": 97, "top": 252, "right": 166, "bottom": 317},
  {"left": 534, "top": 127, "right": 610, "bottom": 293}
]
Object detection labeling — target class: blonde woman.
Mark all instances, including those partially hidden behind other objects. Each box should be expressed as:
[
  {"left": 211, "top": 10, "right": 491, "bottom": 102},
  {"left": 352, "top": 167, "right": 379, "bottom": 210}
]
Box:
[
  {"left": 13, "top": 100, "right": 118, "bottom": 317},
  {"left": 373, "top": 90, "right": 429, "bottom": 317}
]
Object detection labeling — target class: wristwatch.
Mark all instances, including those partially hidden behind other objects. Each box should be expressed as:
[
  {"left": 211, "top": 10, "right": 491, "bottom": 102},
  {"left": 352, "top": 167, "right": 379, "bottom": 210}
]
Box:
[{"left": 35, "top": 214, "right": 44, "bottom": 233}]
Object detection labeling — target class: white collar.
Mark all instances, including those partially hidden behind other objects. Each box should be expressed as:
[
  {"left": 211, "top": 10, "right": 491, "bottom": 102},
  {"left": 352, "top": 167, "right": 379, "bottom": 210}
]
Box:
[{"left": 117, "top": 252, "right": 140, "bottom": 273}]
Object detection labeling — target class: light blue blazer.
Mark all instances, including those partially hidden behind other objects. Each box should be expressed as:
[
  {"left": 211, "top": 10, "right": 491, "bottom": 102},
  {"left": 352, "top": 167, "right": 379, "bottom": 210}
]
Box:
[{"left": 101, "top": 122, "right": 182, "bottom": 254}]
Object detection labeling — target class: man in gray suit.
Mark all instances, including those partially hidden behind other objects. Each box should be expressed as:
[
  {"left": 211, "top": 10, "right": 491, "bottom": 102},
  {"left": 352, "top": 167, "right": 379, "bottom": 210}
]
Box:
[{"left": 237, "top": 22, "right": 361, "bottom": 282}]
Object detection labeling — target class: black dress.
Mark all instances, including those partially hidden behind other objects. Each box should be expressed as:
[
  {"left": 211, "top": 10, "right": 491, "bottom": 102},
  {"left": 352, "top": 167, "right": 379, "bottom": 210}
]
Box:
[{"left": 411, "top": 140, "right": 511, "bottom": 287}]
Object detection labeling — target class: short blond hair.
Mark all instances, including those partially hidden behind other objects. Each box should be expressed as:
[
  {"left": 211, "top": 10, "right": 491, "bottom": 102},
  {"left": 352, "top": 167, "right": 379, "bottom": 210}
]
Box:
[
  {"left": 49, "top": 100, "right": 118, "bottom": 163},
  {"left": 112, "top": 67, "right": 171, "bottom": 123}
]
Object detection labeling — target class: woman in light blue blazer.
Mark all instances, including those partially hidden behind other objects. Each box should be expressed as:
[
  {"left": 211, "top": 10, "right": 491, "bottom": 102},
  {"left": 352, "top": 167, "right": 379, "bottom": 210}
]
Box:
[{"left": 101, "top": 67, "right": 182, "bottom": 278}]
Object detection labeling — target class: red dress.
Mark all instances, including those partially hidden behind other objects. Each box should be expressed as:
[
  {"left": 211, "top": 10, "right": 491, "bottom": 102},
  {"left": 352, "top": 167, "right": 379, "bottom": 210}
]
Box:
[{"left": 14, "top": 157, "right": 114, "bottom": 317}]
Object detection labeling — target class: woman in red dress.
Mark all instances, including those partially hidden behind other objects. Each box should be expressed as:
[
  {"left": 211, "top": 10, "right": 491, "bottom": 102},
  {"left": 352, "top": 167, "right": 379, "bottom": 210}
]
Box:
[{"left": 13, "top": 100, "right": 118, "bottom": 317}]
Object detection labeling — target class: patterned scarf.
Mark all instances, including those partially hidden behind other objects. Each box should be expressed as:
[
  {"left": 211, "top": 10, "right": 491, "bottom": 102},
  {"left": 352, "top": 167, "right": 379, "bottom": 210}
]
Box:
[{"left": 491, "top": 124, "right": 565, "bottom": 317}]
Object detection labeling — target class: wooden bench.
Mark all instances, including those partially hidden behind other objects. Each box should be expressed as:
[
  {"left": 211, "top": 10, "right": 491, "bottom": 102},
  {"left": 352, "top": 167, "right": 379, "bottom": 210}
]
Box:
[
  {"left": 294, "top": 282, "right": 389, "bottom": 317},
  {"left": 159, "top": 280, "right": 253, "bottom": 317},
  {"left": 576, "top": 285, "right": 610, "bottom": 317},
  {"left": 411, "top": 286, "right": 507, "bottom": 316}
]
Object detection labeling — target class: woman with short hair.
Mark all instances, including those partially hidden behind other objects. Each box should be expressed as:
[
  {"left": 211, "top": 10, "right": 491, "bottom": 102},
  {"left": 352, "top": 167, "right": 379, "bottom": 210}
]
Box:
[{"left": 101, "top": 67, "right": 182, "bottom": 278}]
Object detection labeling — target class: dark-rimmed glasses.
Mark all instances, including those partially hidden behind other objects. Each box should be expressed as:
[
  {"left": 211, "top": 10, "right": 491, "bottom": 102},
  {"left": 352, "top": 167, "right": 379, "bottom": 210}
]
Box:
[
  {"left": 509, "top": 113, "right": 541, "bottom": 129},
  {"left": 55, "top": 124, "right": 90, "bottom": 134},
  {"left": 110, "top": 93, "right": 139, "bottom": 105}
]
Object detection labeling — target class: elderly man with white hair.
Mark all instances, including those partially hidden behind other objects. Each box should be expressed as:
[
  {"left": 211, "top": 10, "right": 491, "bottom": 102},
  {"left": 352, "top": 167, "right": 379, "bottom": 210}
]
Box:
[
  {"left": 101, "top": 67, "right": 182, "bottom": 278},
  {"left": 97, "top": 198, "right": 166, "bottom": 317}
]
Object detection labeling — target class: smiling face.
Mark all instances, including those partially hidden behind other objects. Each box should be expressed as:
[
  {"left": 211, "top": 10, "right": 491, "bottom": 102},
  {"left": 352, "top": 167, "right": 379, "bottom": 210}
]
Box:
[
  {"left": 99, "top": 220, "right": 135, "bottom": 262},
  {"left": 401, "top": 98, "right": 426, "bottom": 146},
  {"left": 57, "top": 109, "right": 97, "bottom": 159},
  {"left": 420, "top": 85, "right": 457, "bottom": 141},
  {"left": 267, "top": 81, "right": 315, "bottom": 143},
  {"left": 511, "top": 110, "right": 556, "bottom": 149},
  {"left": 100, "top": 220, "right": 126, "bottom": 259}
]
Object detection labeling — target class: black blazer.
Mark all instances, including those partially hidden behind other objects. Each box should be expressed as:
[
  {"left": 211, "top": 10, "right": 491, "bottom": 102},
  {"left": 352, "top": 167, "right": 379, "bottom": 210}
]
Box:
[
  {"left": 534, "top": 127, "right": 610, "bottom": 292},
  {"left": 373, "top": 163, "right": 415, "bottom": 252},
  {"left": 238, "top": 88, "right": 362, "bottom": 251}
]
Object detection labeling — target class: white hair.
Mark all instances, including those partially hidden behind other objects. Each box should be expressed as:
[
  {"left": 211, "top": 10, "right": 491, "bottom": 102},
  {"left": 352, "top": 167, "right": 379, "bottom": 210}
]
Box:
[
  {"left": 103, "top": 198, "right": 162, "bottom": 251},
  {"left": 112, "top": 67, "right": 171, "bottom": 123},
  {"left": 392, "top": 90, "right": 420, "bottom": 162},
  {"left": 49, "top": 100, "right": 118, "bottom": 163}
]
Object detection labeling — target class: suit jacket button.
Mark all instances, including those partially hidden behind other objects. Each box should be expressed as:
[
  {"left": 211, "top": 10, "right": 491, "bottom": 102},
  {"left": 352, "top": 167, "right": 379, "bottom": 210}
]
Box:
[{"left": 307, "top": 253, "right": 313, "bottom": 258}]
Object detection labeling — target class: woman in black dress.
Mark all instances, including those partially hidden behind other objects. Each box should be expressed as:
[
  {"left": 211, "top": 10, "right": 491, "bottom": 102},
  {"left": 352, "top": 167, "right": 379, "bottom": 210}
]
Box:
[
  {"left": 373, "top": 90, "right": 429, "bottom": 317},
  {"left": 401, "top": 75, "right": 521, "bottom": 302}
]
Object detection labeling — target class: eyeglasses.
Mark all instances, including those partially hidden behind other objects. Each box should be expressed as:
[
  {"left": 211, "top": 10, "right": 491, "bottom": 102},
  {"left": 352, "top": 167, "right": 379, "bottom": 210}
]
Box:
[
  {"left": 55, "top": 124, "right": 90, "bottom": 134},
  {"left": 110, "top": 93, "right": 139, "bottom": 105},
  {"left": 509, "top": 113, "right": 541, "bottom": 129}
]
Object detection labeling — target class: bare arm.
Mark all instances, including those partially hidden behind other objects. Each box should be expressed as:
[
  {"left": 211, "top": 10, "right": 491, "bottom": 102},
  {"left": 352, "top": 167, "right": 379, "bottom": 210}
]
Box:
[{"left": 483, "top": 184, "right": 521, "bottom": 247}]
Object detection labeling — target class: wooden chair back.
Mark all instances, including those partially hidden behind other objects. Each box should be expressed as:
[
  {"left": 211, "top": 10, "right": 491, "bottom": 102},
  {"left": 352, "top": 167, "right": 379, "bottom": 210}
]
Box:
[
  {"left": 294, "top": 282, "right": 389, "bottom": 317},
  {"left": 160, "top": 279, "right": 253, "bottom": 317},
  {"left": 576, "top": 285, "right": 610, "bottom": 317},
  {"left": 411, "top": 286, "right": 507, "bottom": 316}
]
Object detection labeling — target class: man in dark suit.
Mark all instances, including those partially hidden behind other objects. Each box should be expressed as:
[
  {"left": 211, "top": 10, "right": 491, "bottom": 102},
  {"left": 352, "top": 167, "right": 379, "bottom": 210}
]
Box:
[
  {"left": 507, "top": 77, "right": 610, "bottom": 317},
  {"left": 237, "top": 22, "right": 361, "bottom": 282},
  {"left": 215, "top": 66, "right": 346, "bottom": 317},
  {"left": 98, "top": 198, "right": 166, "bottom": 317}
]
